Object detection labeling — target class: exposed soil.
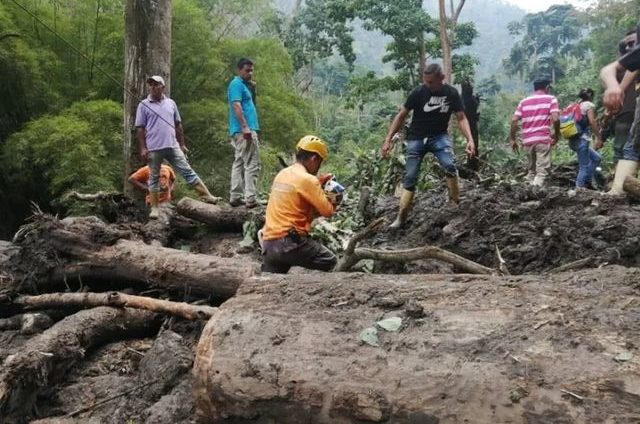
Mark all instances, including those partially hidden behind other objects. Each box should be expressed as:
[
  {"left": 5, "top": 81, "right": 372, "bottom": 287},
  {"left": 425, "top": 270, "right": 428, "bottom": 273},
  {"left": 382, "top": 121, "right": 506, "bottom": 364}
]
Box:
[
  {"left": 369, "top": 179, "right": 640, "bottom": 275},
  {"left": 2, "top": 171, "right": 640, "bottom": 423}
]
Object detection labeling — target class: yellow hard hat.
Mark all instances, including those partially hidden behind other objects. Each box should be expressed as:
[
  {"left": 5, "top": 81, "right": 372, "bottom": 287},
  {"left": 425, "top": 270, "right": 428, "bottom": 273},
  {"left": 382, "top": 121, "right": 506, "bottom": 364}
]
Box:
[{"left": 296, "top": 135, "right": 328, "bottom": 160}]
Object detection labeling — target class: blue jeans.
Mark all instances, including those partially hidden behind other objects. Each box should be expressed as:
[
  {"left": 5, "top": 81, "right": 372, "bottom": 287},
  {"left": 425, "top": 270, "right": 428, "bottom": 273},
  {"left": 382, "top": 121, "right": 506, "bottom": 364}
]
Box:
[
  {"left": 148, "top": 147, "right": 200, "bottom": 191},
  {"left": 614, "top": 119, "right": 632, "bottom": 162},
  {"left": 404, "top": 134, "right": 457, "bottom": 190},
  {"left": 622, "top": 95, "right": 640, "bottom": 161},
  {"left": 569, "top": 137, "right": 601, "bottom": 188}
]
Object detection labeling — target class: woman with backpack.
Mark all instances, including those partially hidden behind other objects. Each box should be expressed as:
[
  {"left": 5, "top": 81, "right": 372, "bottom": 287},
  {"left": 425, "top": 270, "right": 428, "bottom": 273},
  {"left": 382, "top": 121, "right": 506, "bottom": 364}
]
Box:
[{"left": 566, "top": 88, "right": 604, "bottom": 189}]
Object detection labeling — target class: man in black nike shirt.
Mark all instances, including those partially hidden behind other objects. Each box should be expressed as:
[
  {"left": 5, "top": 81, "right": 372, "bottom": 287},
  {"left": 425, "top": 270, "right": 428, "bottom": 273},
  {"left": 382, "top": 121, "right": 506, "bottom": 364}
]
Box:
[
  {"left": 601, "top": 41, "right": 640, "bottom": 194},
  {"left": 381, "top": 63, "right": 476, "bottom": 229}
]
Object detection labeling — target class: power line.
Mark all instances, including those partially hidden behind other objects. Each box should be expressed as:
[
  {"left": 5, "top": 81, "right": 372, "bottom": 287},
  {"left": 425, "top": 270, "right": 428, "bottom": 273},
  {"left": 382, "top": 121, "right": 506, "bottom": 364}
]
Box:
[{"left": 8, "top": 0, "right": 183, "bottom": 135}]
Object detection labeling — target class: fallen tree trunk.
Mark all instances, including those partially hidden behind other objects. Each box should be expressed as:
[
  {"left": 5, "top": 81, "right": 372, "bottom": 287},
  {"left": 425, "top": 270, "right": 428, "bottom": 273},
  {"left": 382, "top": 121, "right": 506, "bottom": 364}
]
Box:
[
  {"left": 11, "top": 217, "right": 259, "bottom": 298},
  {"left": 0, "top": 312, "right": 53, "bottom": 334},
  {"left": 623, "top": 175, "right": 640, "bottom": 198},
  {"left": 176, "top": 198, "right": 264, "bottom": 232},
  {"left": 47, "top": 262, "right": 136, "bottom": 290},
  {"left": 141, "top": 203, "right": 176, "bottom": 246},
  {"left": 14, "top": 292, "right": 218, "bottom": 320},
  {"left": 194, "top": 268, "right": 640, "bottom": 423},
  {"left": 0, "top": 307, "right": 160, "bottom": 420},
  {"left": 55, "top": 238, "right": 256, "bottom": 298}
]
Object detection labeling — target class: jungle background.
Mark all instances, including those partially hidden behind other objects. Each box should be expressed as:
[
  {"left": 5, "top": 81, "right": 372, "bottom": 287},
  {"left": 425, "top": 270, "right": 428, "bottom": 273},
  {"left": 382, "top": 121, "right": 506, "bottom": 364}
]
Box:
[{"left": 1, "top": 0, "right": 638, "bottom": 239}]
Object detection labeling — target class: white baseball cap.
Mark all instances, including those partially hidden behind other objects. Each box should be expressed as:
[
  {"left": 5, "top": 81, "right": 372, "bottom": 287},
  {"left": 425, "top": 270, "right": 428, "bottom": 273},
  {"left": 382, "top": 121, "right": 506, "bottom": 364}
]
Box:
[{"left": 147, "top": 75, "right": 165, "bottom": 86}]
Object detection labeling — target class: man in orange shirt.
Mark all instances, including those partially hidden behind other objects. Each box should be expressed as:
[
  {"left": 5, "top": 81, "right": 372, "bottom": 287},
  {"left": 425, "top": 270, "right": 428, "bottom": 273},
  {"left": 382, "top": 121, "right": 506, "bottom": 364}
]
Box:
[
  {"left": 261, "top": 136, "right": 340, "bottom": 273},
  {"left": 128, "top": 164, "right": 176, "bottom": 205}
]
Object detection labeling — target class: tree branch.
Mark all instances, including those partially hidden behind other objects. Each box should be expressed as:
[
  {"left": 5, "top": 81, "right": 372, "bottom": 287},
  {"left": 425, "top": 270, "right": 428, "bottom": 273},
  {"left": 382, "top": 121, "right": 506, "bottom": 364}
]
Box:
[
  {"left": 453, "top": 0, "right": 466, "bottom": 24},
  {"left": 335, "top": 218, "right": 385, "bottom": 271},
  {"left": 14, "top": 291, "right": 218, "bottom": 320},
  {"left": 348, "top": 245, "right": 495, "bottom": 275}
]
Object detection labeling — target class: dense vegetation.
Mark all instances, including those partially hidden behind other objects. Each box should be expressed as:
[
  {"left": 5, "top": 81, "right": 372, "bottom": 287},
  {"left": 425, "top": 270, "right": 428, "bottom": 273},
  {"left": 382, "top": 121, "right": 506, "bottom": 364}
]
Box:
[{"left": 0, "top": 0, "right": 637, "bottom": 238}]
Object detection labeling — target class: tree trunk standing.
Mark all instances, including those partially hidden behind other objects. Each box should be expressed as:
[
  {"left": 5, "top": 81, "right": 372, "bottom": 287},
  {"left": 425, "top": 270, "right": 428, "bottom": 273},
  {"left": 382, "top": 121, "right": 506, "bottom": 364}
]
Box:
[
  {"left": 419, "top": 32, "right": 426, "bottom": 76},
  {"left": 461, "top": 82, "right": 480, "bottom": 170},
  {"left": 437, "top": 0, "right": 466, "bottom": 83},
  {"left": 123, "top": 0, "right": 172, "bottom": 197},
  {"left": 438, "top": 0, "right": 452, "bottom": 83}
]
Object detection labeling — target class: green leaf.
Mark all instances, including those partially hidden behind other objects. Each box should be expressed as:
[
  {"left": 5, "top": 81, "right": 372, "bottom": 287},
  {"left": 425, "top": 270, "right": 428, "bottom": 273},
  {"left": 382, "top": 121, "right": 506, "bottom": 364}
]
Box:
[
  {"left": 239, "top": 220, "right": 257, "bottom": 248},
  {"left": 614, "top": 351, "right": 633, "bottom": 363},
  {"left": 376, "top": 317, "right": 402, "bottom": 332},
  {"left": 359, "top": 327, "right": 379, "bottom": 347}
]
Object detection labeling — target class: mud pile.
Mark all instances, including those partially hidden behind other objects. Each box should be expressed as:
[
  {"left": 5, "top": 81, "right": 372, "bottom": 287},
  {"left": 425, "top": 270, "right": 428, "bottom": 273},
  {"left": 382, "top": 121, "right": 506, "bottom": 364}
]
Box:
[{"left": 370, "top": 180, "right": 640, "bottom": 274}]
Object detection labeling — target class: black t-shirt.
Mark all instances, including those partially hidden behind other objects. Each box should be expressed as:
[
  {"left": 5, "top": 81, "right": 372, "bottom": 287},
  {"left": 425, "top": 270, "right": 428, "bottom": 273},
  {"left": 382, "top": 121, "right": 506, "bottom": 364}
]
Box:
[
  {"left": 619, "top": 45, "right": 640, "bottom": 72},
  {"left": 404, "top": 84, "right": 464, "bottom": 138}
]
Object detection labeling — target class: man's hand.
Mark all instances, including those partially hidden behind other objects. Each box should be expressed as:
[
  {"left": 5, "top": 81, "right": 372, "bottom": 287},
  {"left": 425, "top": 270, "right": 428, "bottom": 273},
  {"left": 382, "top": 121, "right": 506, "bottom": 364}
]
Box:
[
  {"left": 242, "top": 127, "right": 252, "bottom": 141},
  {"left": 603, "top": 86, "right": 624, "bottom": 113},
  {"left": 325, "top": 192, "right": 343, "bottom": 206},
  {"left": 509, "top": 138, "right": 519, "bottom": 153},
  {"left": 381, "top": 139, "right": 393, "bottom": 158},
  {"left": 140, "top": 147, "right": 149, "bottom": 161},
  {"left": 318, "top": 173, "right": 333, "bottom": 185},
  {"left": 551, "top": 134, "right": 558, "bottom": 147},
  {"left": 465, "top": 140, "right": 476, "bottom": 157}
]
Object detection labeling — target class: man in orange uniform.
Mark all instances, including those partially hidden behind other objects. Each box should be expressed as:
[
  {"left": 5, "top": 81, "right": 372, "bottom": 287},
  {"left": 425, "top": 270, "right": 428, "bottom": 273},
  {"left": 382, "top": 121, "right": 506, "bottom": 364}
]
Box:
[
  {"left": 128, "top": 164, "right": 176, "bottom": 205},
  {"left": 261, "top": 136, "right": 339, "bottom": 273}
]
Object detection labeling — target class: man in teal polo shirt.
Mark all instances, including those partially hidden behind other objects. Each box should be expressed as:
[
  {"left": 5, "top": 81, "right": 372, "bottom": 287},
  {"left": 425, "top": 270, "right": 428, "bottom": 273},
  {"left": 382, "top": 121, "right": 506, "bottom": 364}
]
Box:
[{"left": 228, "top": 58, "right": 261, "bottom": 208}]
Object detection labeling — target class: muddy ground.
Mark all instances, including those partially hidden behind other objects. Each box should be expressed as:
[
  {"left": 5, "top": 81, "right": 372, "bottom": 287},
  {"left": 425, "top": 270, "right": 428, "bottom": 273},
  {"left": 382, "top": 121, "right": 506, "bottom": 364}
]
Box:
[
  {"left": 369, "top": 172, "right": 640, "bottom": 275},
  {"left": 1, "top": 169, "right": 640, "bottom": 423}
]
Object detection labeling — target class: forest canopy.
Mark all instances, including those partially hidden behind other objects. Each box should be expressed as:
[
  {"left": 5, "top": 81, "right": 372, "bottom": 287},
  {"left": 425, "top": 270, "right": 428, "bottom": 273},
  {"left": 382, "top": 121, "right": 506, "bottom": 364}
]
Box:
[{"left": 0, "top": 0, "right": 637, "bottom": 237}]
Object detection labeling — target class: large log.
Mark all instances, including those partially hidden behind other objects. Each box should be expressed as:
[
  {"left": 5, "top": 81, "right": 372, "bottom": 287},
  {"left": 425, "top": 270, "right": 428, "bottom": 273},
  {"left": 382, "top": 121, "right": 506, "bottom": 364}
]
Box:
[
  {"left": 0, "top": 307, "right": 160, "bottom": 420},
  {"left": 0, "top": 312, "right": 53, "bottom": 334},
  {"left": 56, "top": 238, "right": 256, "bottom": 298},
  {"left": 11, "top": 216, "right": 259, "bottom": 298},
  {"left": 176, "top": 198, "right": 264, "bottom": 232},
  {"left": 194, "top": 268, "right": 640, "bottom": 423}
]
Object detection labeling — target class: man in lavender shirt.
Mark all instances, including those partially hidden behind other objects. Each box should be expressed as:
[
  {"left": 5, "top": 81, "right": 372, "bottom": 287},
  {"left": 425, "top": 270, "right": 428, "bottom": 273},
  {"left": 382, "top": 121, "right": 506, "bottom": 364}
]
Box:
[{"left": 135, "top": 75, "right": 220, "bottom": 219}]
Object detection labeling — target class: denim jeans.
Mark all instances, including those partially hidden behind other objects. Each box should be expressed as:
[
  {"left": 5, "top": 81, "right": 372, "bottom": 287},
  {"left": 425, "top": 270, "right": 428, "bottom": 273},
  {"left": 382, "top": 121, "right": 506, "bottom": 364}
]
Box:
[
  {"left": 403, "top": 134, "right": 457, "bottom": 190},
  {"left": 614, "top": 119, "right": 633, "bottom": 162},
  {"left": 569, "top": 136, "right": 601, "bottom": 188},
  {"left": 148, "top": 147, "right": 200, "bottom": 192},
  {"left": 622, "top": 95, "right": 640, "bottom": 161}
]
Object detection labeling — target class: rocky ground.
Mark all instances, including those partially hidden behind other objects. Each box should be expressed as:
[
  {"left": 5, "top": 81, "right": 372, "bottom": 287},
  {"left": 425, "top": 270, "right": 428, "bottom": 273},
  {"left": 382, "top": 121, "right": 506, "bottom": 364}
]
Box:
[{"left": 1, "top": 169, "right": 639, "bottom": 423}]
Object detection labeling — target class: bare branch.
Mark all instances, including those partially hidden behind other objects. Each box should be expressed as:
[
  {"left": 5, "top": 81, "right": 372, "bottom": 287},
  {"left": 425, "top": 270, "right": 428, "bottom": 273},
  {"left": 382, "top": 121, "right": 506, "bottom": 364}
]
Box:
[
  {"left": 348, "top": 245, "right": 495, "bottom": 275},
  {"left": 14, "top": 291, "right": 218, "bottom": 320}
]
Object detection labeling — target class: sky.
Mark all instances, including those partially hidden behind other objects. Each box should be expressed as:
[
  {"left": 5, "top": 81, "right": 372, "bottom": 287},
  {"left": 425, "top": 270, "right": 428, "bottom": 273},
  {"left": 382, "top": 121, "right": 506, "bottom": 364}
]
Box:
[{"left": 502, "top": 0, "right": 595, "bottom": 13}]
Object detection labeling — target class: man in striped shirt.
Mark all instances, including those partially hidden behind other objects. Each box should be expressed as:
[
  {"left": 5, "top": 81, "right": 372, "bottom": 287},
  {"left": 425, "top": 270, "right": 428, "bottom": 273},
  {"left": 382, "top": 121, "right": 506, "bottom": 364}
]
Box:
[{"left": 509, "top": 78, "right": 560, "bottom": 186}]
